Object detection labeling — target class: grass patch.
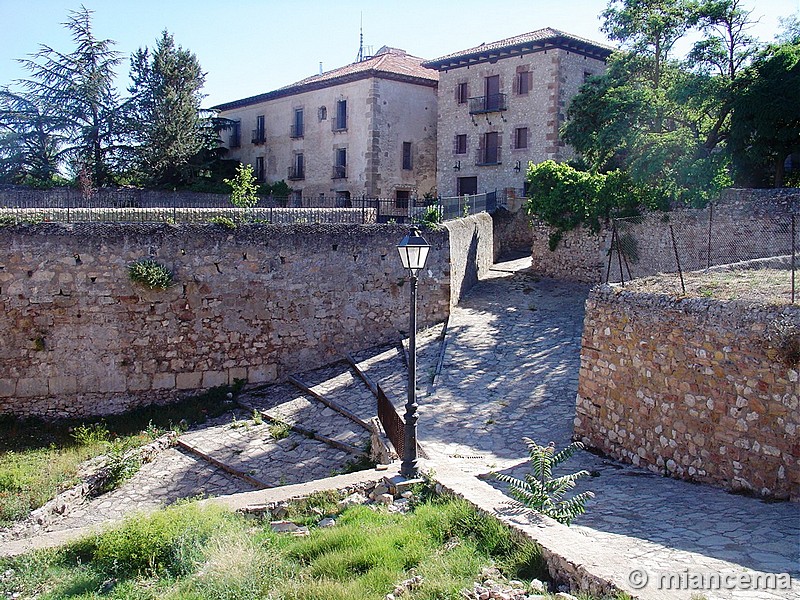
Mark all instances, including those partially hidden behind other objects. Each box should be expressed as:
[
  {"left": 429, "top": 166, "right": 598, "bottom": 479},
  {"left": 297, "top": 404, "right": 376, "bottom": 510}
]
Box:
[
  {"left": 0, "top": 494, "right": 556, "bottom": 600},
  {"left": 0, "top": 382, "right": 244, "bottom": 528},
  {"left": 624, "top": 268, "right": 794, "bottom": 304}
]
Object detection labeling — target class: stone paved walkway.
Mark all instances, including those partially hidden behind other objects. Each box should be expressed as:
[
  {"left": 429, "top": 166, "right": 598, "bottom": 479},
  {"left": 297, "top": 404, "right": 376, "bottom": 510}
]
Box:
[
  {"left": 2, "top": 254, "right": 798, "bottom": 600},
  {"left": 420, "top": 255, "right": 800, "bottom": 600}
]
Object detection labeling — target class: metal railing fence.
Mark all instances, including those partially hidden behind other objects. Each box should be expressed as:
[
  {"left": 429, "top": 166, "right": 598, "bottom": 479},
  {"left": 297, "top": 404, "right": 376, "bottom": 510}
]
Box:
[
  {"left": 0, "top": 191, "right": 501, "bottom": 226},
  {"left": 376, "top": 384, "right": 405, "bottom": 458}
]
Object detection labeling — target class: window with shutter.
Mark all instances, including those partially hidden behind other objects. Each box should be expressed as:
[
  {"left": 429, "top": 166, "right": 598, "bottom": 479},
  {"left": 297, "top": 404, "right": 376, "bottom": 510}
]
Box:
[
  {"left": 454, "top": 134, "right": 467, "bottom": 155},
  {"left": 333, "top": 100, "right": 347, "bottom": 131},
  {"left": 517, "top": 71, "right": 532, "bottom": 95},
  {"left": 456, "top": 82, "right": 468, "bottom": 104},
  {"left": 402, "top": 142, "right": 412, "bottom": 170},
  {"left": 514, "top": 127, "right": 528, "bottom": 149},
  {"left": 291, "top": 108, "right": 304, "bottom": 138}
]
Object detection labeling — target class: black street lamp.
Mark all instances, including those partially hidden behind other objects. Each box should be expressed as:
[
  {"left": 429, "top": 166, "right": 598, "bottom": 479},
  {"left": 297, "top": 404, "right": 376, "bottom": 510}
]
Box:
[{"left": 396, "top": 227, "right": 431, "bottom": 479}]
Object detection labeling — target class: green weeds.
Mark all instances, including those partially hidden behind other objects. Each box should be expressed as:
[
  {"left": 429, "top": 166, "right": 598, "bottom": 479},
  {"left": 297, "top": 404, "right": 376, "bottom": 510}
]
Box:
[{"left": 0, "top": 382, "right": 244, "bottom": 527}]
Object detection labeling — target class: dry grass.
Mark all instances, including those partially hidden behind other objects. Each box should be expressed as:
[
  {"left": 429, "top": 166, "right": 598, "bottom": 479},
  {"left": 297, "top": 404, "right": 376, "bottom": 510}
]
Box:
[{"left": 622, "top": 268, "right": 795, "bottom": 304}]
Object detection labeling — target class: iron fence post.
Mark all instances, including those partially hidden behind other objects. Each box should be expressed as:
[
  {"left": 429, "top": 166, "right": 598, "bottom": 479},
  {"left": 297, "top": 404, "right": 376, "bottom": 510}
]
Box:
[
  {"left": 706, "top": 202, "right": 713, "bottom": 270},
  {"left": 792, "top": 213, "right": 797, "bottom": 304},
  {"left": 669, "top": 223, "right": 686, "bottom": 295}
]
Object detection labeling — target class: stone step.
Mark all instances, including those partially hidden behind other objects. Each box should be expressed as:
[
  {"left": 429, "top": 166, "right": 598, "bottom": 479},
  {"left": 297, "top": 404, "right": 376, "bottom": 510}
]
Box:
[
  {"left": 239, "top": 383, "right": 370, "bottom": 453},
  {"left": 177, "top": 409, "right": 356, "bottom": 487},
  {"left": 290, "top": 361, "right": 378, "bottom": 426},
  {"left": 288, "top": 374, "right": 371, "bottom": 431},
  {"left": 349, "top": 324, "right": 446, "bottom": 412},
  {"left": 348, "top": 343, "right": 407, "bottom": 412}
]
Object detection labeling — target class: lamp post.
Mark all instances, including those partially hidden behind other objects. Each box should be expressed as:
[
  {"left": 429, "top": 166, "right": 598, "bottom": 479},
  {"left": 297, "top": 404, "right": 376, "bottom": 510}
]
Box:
[{"left": 396, "top": 227, "right": 431, "bottom": 479}]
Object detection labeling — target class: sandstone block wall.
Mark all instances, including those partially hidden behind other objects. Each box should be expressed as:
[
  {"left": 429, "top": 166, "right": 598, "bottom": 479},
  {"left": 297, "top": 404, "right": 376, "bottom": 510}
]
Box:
[
  {"left": 575, "top": 286, "right": 800, "bottom": 500},
  {"left": 0, "top": 219, "right": 491, "bottom": 419},
  {"left": 492, "top": 207, "right": 537, "bottom": 257}
]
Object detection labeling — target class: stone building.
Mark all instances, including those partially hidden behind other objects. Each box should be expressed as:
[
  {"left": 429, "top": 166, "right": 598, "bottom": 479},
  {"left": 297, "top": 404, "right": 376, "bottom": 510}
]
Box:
[
  {"left": 423, "top": 28, "right": 613, "bottom": 199},
  {"left": 213, "top": 47, "right": 438, "bottom": 204}
]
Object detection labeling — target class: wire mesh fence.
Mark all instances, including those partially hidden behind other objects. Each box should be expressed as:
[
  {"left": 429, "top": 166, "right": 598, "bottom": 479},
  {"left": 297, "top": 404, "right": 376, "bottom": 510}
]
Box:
[
  {"left": 607, "top": 204, "right": 798, "bottom": 303},
  {"left": 0, "top": 192, "right": 499, "bottom": 226}
]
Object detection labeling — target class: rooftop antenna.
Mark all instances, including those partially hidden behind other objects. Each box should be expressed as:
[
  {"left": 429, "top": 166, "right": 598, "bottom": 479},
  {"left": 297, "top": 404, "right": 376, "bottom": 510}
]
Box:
[
  {"left": 319, "top": 61, "right": 323, "bottom": 75},
  {"left": 356, "top": 13, "right": 364, "bottom": 62}
]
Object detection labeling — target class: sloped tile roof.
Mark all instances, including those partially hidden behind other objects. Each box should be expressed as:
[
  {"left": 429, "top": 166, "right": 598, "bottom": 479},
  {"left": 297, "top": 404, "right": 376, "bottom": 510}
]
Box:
[
  {"left": 214, "top": 47, "right": 437, "bottom": 111},
  {"left": 423, "top": 28, "right": 615, "bottom": 70}
]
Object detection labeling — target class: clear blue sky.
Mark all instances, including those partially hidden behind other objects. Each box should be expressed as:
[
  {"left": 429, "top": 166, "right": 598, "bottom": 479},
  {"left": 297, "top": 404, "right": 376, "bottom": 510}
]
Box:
[{"left": 0, "top": 0, "right": 797, "bottom": 108}]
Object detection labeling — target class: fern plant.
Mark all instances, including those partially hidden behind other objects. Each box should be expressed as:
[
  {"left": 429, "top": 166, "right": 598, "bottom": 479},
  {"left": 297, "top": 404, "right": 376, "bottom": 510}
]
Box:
[
  {"left": 128, "top": 259, "right": 173, "bottom": 290},
  {"left": 494, "top": 438, "right": 594, "bottom": 525}
]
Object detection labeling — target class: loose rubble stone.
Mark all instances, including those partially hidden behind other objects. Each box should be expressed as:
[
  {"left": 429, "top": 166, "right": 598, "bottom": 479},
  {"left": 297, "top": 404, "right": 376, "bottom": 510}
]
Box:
[
  {"left": 337, "top": 492, "right": 368, "bottom": 510},
  {"left": 270, "top": 520, "right": 300, "bottom": 533}
]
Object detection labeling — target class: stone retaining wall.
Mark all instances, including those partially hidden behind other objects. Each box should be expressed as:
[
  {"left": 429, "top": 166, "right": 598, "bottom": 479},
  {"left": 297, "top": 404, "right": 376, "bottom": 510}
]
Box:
[
  {"left": 0, "top": 218, "right": 494, "bottom": 419},
  {"left": 575, "top": 286, "right": 800, "bottom": 500},
  {"left": 492, "top": 207, "right": 537, "bottom": 257},
  {"left": 528, "top": 188, "right": 799, "bottom": 283}
]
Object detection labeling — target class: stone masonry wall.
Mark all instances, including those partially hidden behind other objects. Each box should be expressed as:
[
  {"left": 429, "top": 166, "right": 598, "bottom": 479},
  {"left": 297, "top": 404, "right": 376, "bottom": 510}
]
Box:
[
  {"left": 575, "top": 286, "right": 800, "bottom": 500},
  {"left": 0, "top": 220, "right": 475, "bottom": 419},
  {"left": 443, "top": 213, "right": 494, "bottom": 305},
  {"left": 528, "top": 188, "right": 799, "bottom": 283},
  {"left": 529, "top": 221, "right": 608, "bottom": 282},
  {"left": 492, "top": 207, "right": 537, "bottom": 257}
]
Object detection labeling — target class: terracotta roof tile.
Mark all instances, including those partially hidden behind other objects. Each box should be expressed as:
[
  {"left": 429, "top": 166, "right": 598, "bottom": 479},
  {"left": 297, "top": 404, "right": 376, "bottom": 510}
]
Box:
[
  {"left": 423, "top": 28, "right": 615, "bottom": 69},
  {"left": 214, "top": 47, "right": 437, "bottom": 111}
]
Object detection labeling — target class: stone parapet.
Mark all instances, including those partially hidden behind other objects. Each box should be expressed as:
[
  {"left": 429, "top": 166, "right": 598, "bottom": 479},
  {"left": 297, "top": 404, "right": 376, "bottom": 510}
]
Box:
[{"left": 575, "top": 285, "right": 800, "bottom": 500}]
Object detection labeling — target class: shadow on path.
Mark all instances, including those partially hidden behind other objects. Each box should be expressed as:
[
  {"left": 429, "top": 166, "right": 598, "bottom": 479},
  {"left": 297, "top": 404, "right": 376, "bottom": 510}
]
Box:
[{"left": 423, "top": 254, "right": 800, "bottom": 594}]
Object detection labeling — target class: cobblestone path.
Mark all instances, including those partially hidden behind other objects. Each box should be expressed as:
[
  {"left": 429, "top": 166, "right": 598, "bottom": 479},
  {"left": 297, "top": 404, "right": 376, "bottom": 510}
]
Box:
[
  {"left": 2, "top": 254, "right": 798, "bottom": 600},
  {"left": 420, "top": 255, "right": 799, "bottom": 600}
]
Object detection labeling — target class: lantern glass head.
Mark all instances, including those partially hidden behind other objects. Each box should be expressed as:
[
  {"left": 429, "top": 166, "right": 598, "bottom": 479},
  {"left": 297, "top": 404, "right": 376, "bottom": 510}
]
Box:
[{"left": 397, "top": 227, "right": 430, "bottom": 276}]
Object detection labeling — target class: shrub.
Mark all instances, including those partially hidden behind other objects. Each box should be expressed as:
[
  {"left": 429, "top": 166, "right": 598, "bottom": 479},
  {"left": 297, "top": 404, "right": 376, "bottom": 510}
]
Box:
[
  {"left": 98, "top": 437, "right": 142, "bottom": 493},
  {"left": 71, "top": 422, "right": 111, "bottom": 446},
  {"left": 224, "top": 163, "right": 259, "bottom": 210},
  {"left": 525, "top": 161, "right": 663, "bottom": 249},
  {"left": 415, "top": 204, "right": 442, "bottom": 229},
  {"left": 268, "top": 420, "right": 291, "bottom": 440},
  {"left": 494, "top": 438, "right": 594, "bottom": 525},
  {"left": 128, "top": 259, "right": 173, "bottom": 290},
  {"left": 209, "top": 215, "right": 237, "bottom": 229}
]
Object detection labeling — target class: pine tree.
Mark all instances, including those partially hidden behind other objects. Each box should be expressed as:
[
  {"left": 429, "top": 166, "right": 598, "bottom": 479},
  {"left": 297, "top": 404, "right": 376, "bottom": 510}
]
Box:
[
  {"left": 126, "top": 30, "right": 207, "bottom": 186},
  {"left": 14, "top": 5, "right": 123, "bottom": 186},
  {"left": 0, "top": 88, "right": 62, "bottom": 185}
]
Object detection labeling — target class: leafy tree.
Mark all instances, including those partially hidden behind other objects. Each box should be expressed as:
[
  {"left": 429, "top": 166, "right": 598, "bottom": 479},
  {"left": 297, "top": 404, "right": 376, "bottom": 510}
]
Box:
[
  {"left": 563, "top": 0, "right": 766, "bottom": 204},
  {"left": 126, "top": 31, "right": 208, "bottom": 187},
  {"left": 224, "top": 163, "right": 259, "bottom": 209},
  {"left": 13, "top": 6, "right": 123, "bottom": 186},
  {"left": 687, "top": 0, "right": 757, "bottom": 80},
  {"left": 602, "top": 0, "right": 694, "bottom": 89},
  {"left": 525, "top": 160, "right": 656, "bottom": 249},
  {"left": 776, "top": 13, "right": 800, "bottom": 44},
  {"left": 729, "top": 38, "right": 800, "bottom": 186}
]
